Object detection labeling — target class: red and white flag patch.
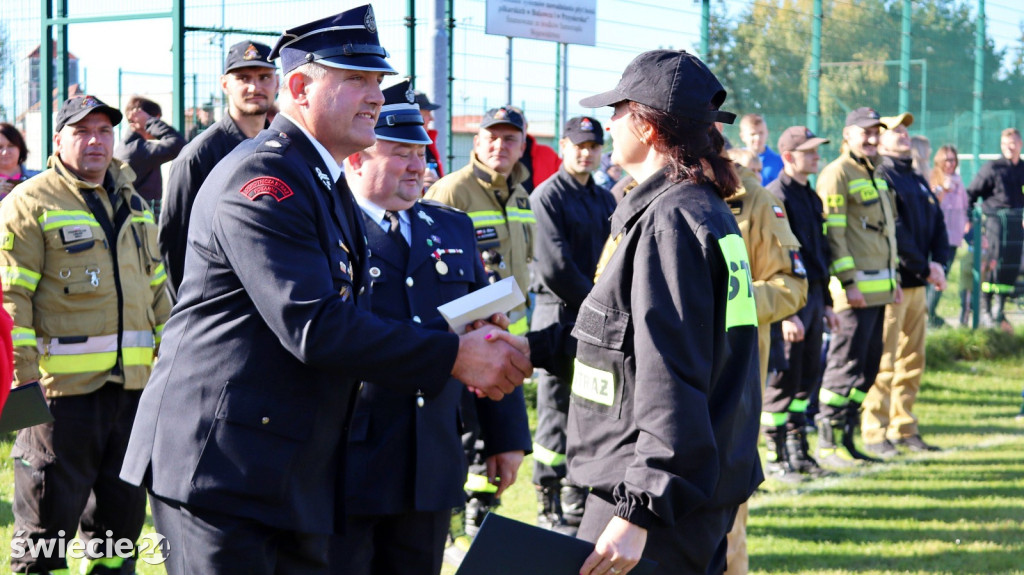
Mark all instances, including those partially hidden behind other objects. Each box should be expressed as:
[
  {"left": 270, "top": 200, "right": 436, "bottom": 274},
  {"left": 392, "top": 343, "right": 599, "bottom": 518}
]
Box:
[
  {"left": 772, "top": 205, "right": 786, "bottom": 218},
  {"left": 240, "top": 177, "right": 294, "bottom": 202}
]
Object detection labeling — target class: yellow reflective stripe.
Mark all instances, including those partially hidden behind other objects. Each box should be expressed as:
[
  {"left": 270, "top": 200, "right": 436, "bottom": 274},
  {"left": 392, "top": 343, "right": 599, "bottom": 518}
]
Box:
[
  {"left": 982, "top": 282, "right": 1015, "bottom": 294},
  {"left": 154, "top": 323, "right": 165, "bottom": 344},
  {"left": 849, "top": 388, "right": 867, "bottom": 404},
  {"left": 506, "top": 207, "right": 536, "bottom": 224},
  {"left": 12, "top": 327, "right": 37, "bottom": 347},
  {"left": 873, "top": 178, "right": 889, "bottom": 191},
  {"left": 131, "top": 212, "right": 156, "bottom": 224},
  {"left": 819, "top": 387, "right": 849, "bottom": 407},
  {"left": 718, "top": 234, "right": 757, "bottom": 330},
  {"left": 123, "top": 347, "right": 154, "bottom": 366},
  {"left": 848, "top": 179, "right": 873, "bottom": 193},
  {"left": 150, "top": 263, "right": 167, "bottom": 286},
  {"left": 0, "top": 265, "right": 41, "bottom": 291},
  {"left": 760, "top": 411, "right": 788, "bottom": 427},
  {"left": 830, "top": 256, "right": 855, "bottom": 274},
  {"left": 37, "top": 210, "right": 101, "bottom": 232},
  {"left": 857, "top": 278, "right": 896, "bottom": 294},
  {"left": 788, "top": 398, "right": 810, "bottom": 413},
  {"left": 532, "top": 442, "right": 566, "bottom": 467},
  {"left": 464, "top": 473, "right": 499, "bottom": 494},
  {"left": 41, "top": 351, "right": 117, "bottom": 374},
  {"left": 468, "top": 211, "right": 506, "bottom": 228},
  {"left": 826, "top": 214, "right": 847, "bottom": 228},
  {"left": 509, "top": 315, "right": 528, "bottom": 335},
  {"left": 826, "top": 194, "right": 845, "bottom": 208},
  {"left": 82, "top": 555, "right": 126, "bottom": 573}
]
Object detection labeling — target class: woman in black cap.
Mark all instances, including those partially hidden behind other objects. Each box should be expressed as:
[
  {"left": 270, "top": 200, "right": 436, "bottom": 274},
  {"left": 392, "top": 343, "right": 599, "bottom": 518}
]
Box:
[{"left": 501, "top": 49, "right": 764, "bottom": 575}]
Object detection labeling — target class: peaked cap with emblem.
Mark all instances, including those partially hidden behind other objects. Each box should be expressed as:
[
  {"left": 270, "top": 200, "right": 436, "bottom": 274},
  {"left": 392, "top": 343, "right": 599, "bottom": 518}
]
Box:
[
  {"left": 55, "top": 95, "right": 122, "bottom": 132},
  {"left": 376, "top": 80, "right": 431, "bottom": 145},
  {"left": 224, "top": 40, "right": 275, "bottom": 73},
  {"left": 269, "top": 4, "right": 397, "bottom": 75}
]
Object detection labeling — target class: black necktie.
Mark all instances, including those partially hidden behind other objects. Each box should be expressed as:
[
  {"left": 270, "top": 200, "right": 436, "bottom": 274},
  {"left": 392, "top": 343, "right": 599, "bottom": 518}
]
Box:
[{"left": 385, "top": 210, "right": 409, "bottom": 256}]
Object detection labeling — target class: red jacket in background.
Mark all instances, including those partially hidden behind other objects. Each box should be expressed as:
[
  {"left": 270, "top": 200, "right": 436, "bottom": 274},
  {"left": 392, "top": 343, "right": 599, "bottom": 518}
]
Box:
[
  {"left": 524, "top": 135, "right": 559, "bottom": 193},
  {"left": 0, "top": 285, "right": 12, "bottom": 413}
]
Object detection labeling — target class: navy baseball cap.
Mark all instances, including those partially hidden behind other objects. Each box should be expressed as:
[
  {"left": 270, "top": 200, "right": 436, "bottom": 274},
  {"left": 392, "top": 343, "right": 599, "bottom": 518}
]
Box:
[
  {"left": 55, "top": 95, "right": 122, "bottom": 133},
  {"left": 580, "top": 49, "right": 736, "bottom": 124},
  {"left": 376, "top": 80, "right": 431, "bottom": 145},
  {"left": 564, "top": 116, "right": 604, "bottom": 146},
  {"left": 480, "top": 106, "right": 526, "bottom": 132},
  {"left": 269, "top": 4, "right": 397, "bottom": 76},
  {"left": 224, "top": 41, "right": 275, "bottom": 74},
  {"left": 413, "top": 91, "right": 440, "bottom": 111},
  {"left": 846, "top": 107, "right": 883, "bottom": 129}
]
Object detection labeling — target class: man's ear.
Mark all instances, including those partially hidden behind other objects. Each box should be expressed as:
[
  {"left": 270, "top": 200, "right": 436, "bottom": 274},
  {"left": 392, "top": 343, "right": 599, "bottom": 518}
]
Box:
[
  {"left": 347, "top": 152, "right": 363, "bottom": 172},
  {"left": 287, "top": 73, "right": 309, "bottom": 105}
]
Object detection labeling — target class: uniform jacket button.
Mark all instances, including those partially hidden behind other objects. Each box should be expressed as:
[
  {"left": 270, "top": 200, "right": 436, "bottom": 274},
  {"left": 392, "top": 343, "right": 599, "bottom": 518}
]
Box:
[
  {"left": 412, "top": 316, "right": 422, "bottom": 323},
  {"left": 261, "top": 416, "right": 270, "bottom": 425},
  {"left": 406, "top": 277, "right": 414, "bottom": 287}
]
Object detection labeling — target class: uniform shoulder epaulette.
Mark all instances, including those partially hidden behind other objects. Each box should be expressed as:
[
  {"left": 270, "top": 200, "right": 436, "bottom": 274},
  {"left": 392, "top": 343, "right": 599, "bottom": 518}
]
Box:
[
  {"left": 257, "top": 131, "right": 293, "bottom": 155},
  {"left": 418, "top": 198, "right": 464, "bottom": 213}
]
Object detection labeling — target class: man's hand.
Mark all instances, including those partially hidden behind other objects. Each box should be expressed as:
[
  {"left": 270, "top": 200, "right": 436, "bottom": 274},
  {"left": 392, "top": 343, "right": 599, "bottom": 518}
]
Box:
[
  {"left": 927, "top": 262, "right": 947, "bottom": 291},
  {"left": 126, "top": 108, "right": 153, "bottom": 138},
  {"left": 823, "top": 306, "right": 840, "bottom": 331},
  {"left": 484, "top": 450, "right": 524, "bottom": 498},
  {"left": 579, "top": 516, "right": 647, "bottom": 575},
  {"left": 782, "top": 315, "right": 805, "bottom": 343},
  {"left": 469, "top": 313, "right": 511, "bottom": 332},
  {"left": 845, "top": 285, "right": 866, "bottom": 308},
  {"left": 452, "top": 326, "right": 531, "bottom": 400}
]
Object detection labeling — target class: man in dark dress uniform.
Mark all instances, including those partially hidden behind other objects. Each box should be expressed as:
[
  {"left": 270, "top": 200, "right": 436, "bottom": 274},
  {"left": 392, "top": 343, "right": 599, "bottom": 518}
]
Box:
[
  {"left": 330, "top": 80, "right": 531, "bottom": 575},
  {"left": 120, "top": 8, "right": 530, "bottom": 574}
]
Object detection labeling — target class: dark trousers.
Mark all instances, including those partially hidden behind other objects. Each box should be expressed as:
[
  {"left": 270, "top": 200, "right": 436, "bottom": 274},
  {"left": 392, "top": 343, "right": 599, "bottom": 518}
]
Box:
[
  {"left": 578, "top": 492, "right": 734, "bottom": 575},
  {"left": 329, "top": 510, "right": 448, "bottom": 575},
  {"left": 11, "top": 384, "right": 145, "bottom": 573},
  {"left": 532, "top": 369, "right": 570, "bottom": 484},
  {"left": 818, "top": 305, "right": 886, "bottom": 420},
  {"left": 763, "top": 282, "right": 825, "bottom": 428},
  {"left": 983, "top": 211, "right": 1024, "bottom": 289},
  {"left": 149, "top": 495, "right": 329, "bottom": 575}
]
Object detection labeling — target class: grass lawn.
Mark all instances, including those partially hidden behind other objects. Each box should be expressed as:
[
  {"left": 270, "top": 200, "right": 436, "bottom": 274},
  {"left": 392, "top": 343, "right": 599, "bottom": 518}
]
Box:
[{"left": 3, "top": 325, "right": 1023, "bottom": 574}]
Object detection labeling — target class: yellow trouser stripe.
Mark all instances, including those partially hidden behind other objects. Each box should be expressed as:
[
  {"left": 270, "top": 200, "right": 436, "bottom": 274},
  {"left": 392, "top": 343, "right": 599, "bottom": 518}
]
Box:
[
  {"left": 788, "top": 398, "right": 810, "bottom": 413},
  {"left": 464, "top": 473, "right": 498, "bottom": 494},
  {"left": 760, "top": 411, "right": 789, "bottom": 427},
  {"left": 982, "top": 282, "right": 1015, "bottom": 294},
  {"left": 532, "top": 442, "right": 566, "bottom": 467},
  {"left": 849, "top": 388, "right": 866, "bottom": 404},
  {"left": 819, "top": 387, "right": 849, "bottom": 407}
]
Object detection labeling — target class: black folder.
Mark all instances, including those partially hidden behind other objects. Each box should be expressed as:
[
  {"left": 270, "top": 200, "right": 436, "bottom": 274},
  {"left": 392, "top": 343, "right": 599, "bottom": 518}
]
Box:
[
  {"left": 0, "top": 382, "right": 54, "bottom": 433},
  {"left": 455, "top": 512, "right": 656, "bottom": 575}
]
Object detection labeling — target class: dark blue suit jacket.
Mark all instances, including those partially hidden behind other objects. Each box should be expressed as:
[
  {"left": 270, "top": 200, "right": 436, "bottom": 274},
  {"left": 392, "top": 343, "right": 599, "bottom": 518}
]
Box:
[
  {"left": 345, "top": 201, "right": 530, "bottom": 515},
  {"left": 121, "top": 117, "right": 460, "bottom": 534}
]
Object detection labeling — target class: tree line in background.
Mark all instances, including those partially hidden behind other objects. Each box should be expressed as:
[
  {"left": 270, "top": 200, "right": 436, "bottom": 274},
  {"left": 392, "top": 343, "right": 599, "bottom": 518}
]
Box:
[{"left": 706, "top": 0, "right": 1024, "bottom": 118}]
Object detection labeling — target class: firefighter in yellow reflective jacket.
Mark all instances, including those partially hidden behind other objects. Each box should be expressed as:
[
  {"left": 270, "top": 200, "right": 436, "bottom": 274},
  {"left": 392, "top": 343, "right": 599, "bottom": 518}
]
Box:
[
  {"left": 424, "top": 105, "right": 535, "bottom": 550},
  {"left": 723, "top": 155, "right": 808, "bottom": 575},
  {"left": 2, "top": 95, "right": 170, "bottom": 575},
  {"left": 815, "top": 107, "right": 901, "bottom": 468}
]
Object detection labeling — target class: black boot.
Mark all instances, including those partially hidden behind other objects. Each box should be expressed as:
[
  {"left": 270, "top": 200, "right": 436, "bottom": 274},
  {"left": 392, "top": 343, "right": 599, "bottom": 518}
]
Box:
[
  {"left": 815, "top": 415, "right": 857, "bottom": 468},
  {"left": 535, "top": 480, "right": 566, "bottom": 531},
  {"left": 993, "top": 293, "right": 1008, "bottom": 325},
  {"left": 764, "top": 427, "right": 806, "bottom": 483},
  {"left": 840, "top": 409, "right": 881, "bottom": 463},
  {"left": 560, "top": 480, "right": 588, "bottom": 535},
  {"left": 786, "top": 427, "right": 835, "bottom": 478}
]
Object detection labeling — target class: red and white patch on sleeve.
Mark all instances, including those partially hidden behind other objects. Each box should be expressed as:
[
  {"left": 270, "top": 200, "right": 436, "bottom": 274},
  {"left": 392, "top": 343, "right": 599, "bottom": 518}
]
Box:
[
  {"left": 239, "top": 177, "right": 294, "bottom": 202},
  {"left": 772, "top": 205, "right": 786, "bottom": 218}
]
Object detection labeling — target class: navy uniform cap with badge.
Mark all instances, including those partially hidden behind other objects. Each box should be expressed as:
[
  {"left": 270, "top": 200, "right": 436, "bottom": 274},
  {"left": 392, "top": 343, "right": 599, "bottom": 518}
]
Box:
[
  {"left": 334, "top": 78, "right": 530, "bottom": 570},
  {"left": 121, "top": 5, "right": 468, "bottom": 571},
  {"left": 223, "top": 40, "right": 276, "bottom": 73}
]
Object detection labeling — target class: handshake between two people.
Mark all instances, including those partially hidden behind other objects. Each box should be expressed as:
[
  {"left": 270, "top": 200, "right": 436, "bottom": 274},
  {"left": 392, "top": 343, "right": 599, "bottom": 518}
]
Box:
[{"left": 450, "top": 313, "right": 532, "bottom": 401}]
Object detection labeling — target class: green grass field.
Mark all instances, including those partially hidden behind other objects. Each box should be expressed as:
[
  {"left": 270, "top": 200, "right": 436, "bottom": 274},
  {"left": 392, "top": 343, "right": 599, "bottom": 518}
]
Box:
[{"left": 3, "top": 305, "right": 1024, "bottom": 573}]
